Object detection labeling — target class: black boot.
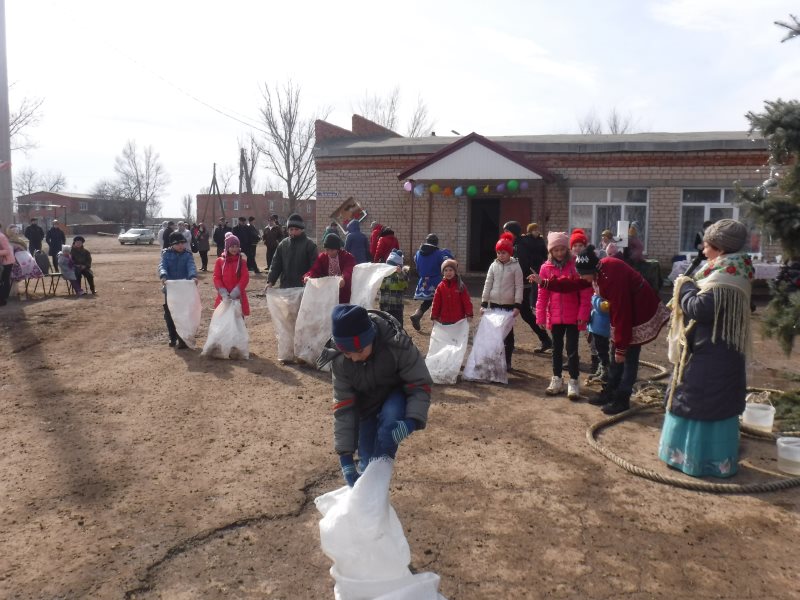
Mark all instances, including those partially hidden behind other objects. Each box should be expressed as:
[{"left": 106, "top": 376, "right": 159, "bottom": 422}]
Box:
[
  {"left": 409, "top": 311, "right": 422, "bottom": 331},
  {"left": 589, "top": 383, "right": 612, "bottom": 406},
  {"left": 601, "top": 391, "right": 631, "bottom": 415},
  {"left": 534, "top": 336, "right": 552, "bottom": 353}
]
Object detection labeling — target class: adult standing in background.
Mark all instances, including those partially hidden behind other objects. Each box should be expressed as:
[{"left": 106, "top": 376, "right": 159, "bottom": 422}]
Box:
[
  {"left": 232, "top": 217, "right": 253, "bottom": 270},
  {"left": 195, "top": 223, "right": 210, "bottom": 271},
  {"left": 156, "top": 221, "right": 168, "bottom": 251},
  {"left": 369, "top": 221, "right": 383, "bottom": 260},
  {"left": 262, "top": 214, "right": 284, "bottom": 269},
  {"left": 660, "top": 219, "right": 753, "bottom": 478},
  {"left": 504, "top": 221, "right": 552, "bottom": 352},
  {"left": 247, "top": 216, "right": 262, "bottom": 274},
  {"left": 409, "top": 233, "right": 453, "bottom": 331},
  {"left": 178, "top": 222, "right": 192, "bottom": 246},
  {"left": 265, "top": 213, "right": 317, "bottom": 290},
  {"left": 162, "top": 221, "right": 176, "bottom": 249},
  {"left": 344, "top": 218, "right": 370, "bottom": 264},
  {"left": 46, "top": 220, "right": 66, "bottom": 272},
  {"left": 213, "top": 218, "right": 231, "bottom": 256},
  {"left": 24, "top": 218, "right": 45, "bottom": 253},
  {"left": 373, "top": 226, "right": 400, "bottom": 264}
]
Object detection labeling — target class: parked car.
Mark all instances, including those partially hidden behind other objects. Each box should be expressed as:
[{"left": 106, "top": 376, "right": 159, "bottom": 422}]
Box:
[{"left": 118, "top": 228, "right": 155, "bottom": 245}]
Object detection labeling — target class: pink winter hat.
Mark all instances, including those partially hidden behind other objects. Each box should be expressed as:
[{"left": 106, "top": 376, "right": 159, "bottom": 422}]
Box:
[
  {"left": 547, "top": 231, "right": 569, "bottom": 251},
  {"left": 224, "top": 232, "right": 240, "bottom": 250}
]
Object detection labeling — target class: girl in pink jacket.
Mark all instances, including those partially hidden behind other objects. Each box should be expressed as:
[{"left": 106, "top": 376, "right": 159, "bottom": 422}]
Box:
[{"left": 536, "top": 231, "right": 591, "bottom": 399}]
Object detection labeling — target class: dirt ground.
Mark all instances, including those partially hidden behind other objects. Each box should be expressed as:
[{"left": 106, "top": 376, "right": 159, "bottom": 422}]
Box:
[{"left": 1, "top": 234, "right": 799, "bottom": 600}]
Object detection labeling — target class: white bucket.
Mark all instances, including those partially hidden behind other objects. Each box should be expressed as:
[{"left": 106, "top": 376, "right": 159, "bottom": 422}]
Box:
[
  {"left": 777, "top": 437, "right": 800, "bottom": 476},
  {"left": 741, "top": 403, "right": 775, "bottom": 432}
]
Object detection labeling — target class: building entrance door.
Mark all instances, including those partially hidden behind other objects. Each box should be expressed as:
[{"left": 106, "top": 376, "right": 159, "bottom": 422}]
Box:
[{"left": 469, "top": 198, "right": 500, "bottom": 272}]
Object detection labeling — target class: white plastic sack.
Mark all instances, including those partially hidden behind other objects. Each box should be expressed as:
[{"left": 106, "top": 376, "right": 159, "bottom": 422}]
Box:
[
  {"left": 165, "top": 280, "right": 202, "bottom": 349},
  {"left": 294, "top": 276, "right": 341, "bottom": 365},
  {"left": 425, "top": 319, "right": 470, "bottom": 384},
  {"left": 14, "top": 250, "right": 38, "bottom": 277},
  {"left": 350, "top": 263, "right": 397, "bottom": 309},
  {"left": 316, "top": 458, "right": 446, "bottom": 600},
  {"left": 266, "top": 287, "right": 304, "bottom": 361},
  {"left": 201, "top": 299, "right": 249, "bottom": 359},
  {"left": 462, "top": 309, "right": 515, "bottom": 384}
]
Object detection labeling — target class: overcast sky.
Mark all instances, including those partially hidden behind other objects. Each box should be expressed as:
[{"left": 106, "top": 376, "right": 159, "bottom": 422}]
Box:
[{"left": 7, "top": 0, "right": 800, "bottom": 218}]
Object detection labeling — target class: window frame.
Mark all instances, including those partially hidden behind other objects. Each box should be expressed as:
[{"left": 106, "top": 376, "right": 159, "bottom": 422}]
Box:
[
  {"left": 679, "top": 188, "right": 761, "bottom": 259},
  {"left": 568, "top": 187, "right": 650, "bottom": 253},
  {"left": 79, "top": 202, "right": 88, "bottom": 212}
]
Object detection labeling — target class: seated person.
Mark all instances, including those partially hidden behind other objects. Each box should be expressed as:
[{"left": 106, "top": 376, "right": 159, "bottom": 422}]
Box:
[{"left": 71, "top": 236, "right": 96, "bottom": 295}]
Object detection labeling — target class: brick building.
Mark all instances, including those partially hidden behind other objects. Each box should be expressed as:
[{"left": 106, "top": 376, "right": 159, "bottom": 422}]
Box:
[
  {"left": 195, "top": 192, "right": 317, "bottom": 237},
  {"left": 314, "top": 116, "right": 774, "bottom": 272},
  {"left": 14, "top": 191, "right": 124, "bottom": 234}
]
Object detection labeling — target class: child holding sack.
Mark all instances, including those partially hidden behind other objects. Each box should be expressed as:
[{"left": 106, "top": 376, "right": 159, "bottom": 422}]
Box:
[
  {"left": 213, "top": 232, "right": 250, "bottom": 317},
  {"left": 379, "top": 249, "right": 410, "bottom": 324},
  {"left": 480, "top": 232, "right": 523, "bottom": 370},
  {"left": 57, "top": 245, "right": 84, "bottom": 296},
  {"left": 536, "top": 231, "right": 592, "bottom": 400},
  {"left": 431, "top": 258, "right": 473, "bottom": 324}
]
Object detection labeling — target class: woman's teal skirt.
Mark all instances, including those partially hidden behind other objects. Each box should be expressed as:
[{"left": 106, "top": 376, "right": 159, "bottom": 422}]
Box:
[{"left": 658, "top": 412, "right": 740, "bottom": 478}]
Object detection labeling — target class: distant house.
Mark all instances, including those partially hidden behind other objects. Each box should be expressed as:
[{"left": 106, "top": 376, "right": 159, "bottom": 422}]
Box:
[
  {"left": 314, "top": 116, "right": 775, "bottom": 272},
  {"left": 15, "top": 191, "right": 127, "bottom": 234},
  {"left": 195, "top": 191, "right": 317, "bottom": 238}
]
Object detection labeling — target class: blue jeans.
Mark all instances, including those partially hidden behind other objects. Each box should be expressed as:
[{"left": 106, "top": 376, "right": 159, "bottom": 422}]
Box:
[
  {"left": 357, "top": 389, "right": 407, "bottom": 471},
  {"left": 608, "top": 344, "right": 641, "bottom": 396}
]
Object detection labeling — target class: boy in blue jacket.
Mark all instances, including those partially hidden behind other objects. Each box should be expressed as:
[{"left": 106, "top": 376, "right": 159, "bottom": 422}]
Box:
[{"left": 158, "top": 231, "right": 198, "bottom": 348}]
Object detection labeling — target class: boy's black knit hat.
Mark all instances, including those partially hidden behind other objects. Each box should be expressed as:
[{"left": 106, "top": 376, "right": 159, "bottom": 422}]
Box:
[
  {"left": 575, "top": 245, "right": 600, "bottom": 275},
  {"left": 287, "top": 213, "right": 305, "bottom": 229}
]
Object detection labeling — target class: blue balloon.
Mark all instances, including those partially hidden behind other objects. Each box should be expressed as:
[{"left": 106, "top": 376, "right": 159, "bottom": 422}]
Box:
[
  {"left": 414, "top": 184, "right": 425, "bottom": 197},
  {"left": 454, "top": 186, "right": 463, "bottom": 196}
]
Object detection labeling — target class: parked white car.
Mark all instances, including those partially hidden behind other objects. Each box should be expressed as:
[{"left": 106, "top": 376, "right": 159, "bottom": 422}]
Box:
[{"left": 118, "top": 228, "right": 155, "bottom": 245}]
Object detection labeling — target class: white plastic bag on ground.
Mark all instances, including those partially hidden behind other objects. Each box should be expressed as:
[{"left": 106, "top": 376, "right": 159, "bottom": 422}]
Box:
[
  {"left": 201, "top": 299, "right": 249, "bottom": 359},
  {"left": 294, "top": 277, "right": 341, "bottom": 365},
  {"left": 462, "top": 309, "right": 515, "bottom": 384},
  {"left": 350, "top": 263, "right": 397, "bottom": 309},
  {"left": 266, "top": 287, "right": 304, "bottom": 361},
  {"left": 426, "top": 319, "right": 470, "bottom": 384},
  {"left": 165, "top": 280, "right": 202, "bottom": 349},
  {"left": 316, "top": 458, "right": 446, "bottom": 600}
]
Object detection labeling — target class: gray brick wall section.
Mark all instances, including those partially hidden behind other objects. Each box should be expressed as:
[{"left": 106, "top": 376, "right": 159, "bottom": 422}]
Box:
[{"left": 316, "top": 163, "right": 781, "bottom": 271}]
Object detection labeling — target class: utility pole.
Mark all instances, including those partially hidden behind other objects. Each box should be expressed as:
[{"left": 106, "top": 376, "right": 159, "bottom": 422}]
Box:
[{"left": 0, "top": 0, "right": 13, "bottom": 227}]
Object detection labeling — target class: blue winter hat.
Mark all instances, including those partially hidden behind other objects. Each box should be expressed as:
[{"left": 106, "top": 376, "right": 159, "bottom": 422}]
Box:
[
  {"left": 386, "top": 249, "right": 404, "bottom": 266},
  {"left": 331, "top": 304, "right": 376, "bottom": 352}
]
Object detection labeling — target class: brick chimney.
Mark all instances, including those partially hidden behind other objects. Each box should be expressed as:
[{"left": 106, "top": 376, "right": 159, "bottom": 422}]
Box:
[
  {"left": 351, "top": 114, "right": 402, "bottom": 138},
  {"left": 314, "top": 119, "right": 356, "bottom": 144}
]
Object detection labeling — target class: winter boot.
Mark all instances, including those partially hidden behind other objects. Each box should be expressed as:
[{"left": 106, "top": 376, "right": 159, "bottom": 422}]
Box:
[
  {"left": 589, "top": 382, "right": 612, "bottom": 406},
  {"left": 601, "top": 391, "right": 631, "bottom": 415},
  {"left": 546, "top": 375, "right": 564, "bottom": 395},
  {"left": 534, "top": 336, "right": 553, "bottom": 354},
  {"left": 409, "top": 311, "right": 422, "bottom": 332},
  {"left": 567, "top": 379, "right": 581, "bottom": 401}
]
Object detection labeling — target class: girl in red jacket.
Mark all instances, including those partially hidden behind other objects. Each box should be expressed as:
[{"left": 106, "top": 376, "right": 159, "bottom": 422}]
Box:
[
  {"left": 431, "top": 259, "right": 473, "bottom": 324},
  {"left": 213, "top": 233, "right": 250, "bottom": 316},
  {"left": 373, "top": 226, "right": 400, "bottom": 264},
  {"left": 536, "top": 231, "right": 591, "bottom": 400},
  {"left": 303, "top": 233, "right": 356, "bottom": 303}
]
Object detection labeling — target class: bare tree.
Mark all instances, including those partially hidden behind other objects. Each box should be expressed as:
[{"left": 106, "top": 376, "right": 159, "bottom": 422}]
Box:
[
  {"left": 218, "top": 165, "right": 236, "bottom": 193},
  {"left": 406, "top": 96, "right": 436, "bottom": 137},
  {"left": 9, "top": 89, "right": 44, "bottom": 153},
  {"left": 776, "top": 13, "right": 800, "bottom": 42},
  {"left": 181, "top": 194, "right": 194, "bottom": 222},
  {"left": 577, "top": 107, "right": 638, "bottom": 134},
  {"left": 113, "top": 140, "right": 169, "bottom": 223},
  {"left": 577, "top": 109, "right": 604, "bottom": 135},
  {"left": 13, "top": 167, "right": 66, "bottom": 195},
  {"left": 355, "top": 86, "right": 400, "bottom": 131},
  {"left": 238, "top": 136, "right": 261, "bottom": 194},
  {"left": 258, "top": 80, "right": 330, "bottom": 214}
]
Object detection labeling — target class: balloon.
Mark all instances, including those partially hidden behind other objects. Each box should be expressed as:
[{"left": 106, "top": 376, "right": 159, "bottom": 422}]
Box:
[
  {"left": 496, "top": 183, "right": 505, "bottom": 193},
  {"left": 403, "top": 181, "right": 413, "bottom": 192},
  {"left": 520, "top": 181, "right": 529, "bottom": 191},
  {"left": 443, "top": 187, "right": 453, "bottom": 196},
  {"left": 466, "top": 185, "right": 477, "bottom": 197},
  {"left": 454, "top": 186, "right": 463, "bottom": 197},
  {"left": 483, "top": 185, "right": 490, "bottom": 193},
  {"left": 430, "top": 183, "right": 441, "bottom": 194},
  {"left": 414, "top": 184, "right": 425, "bottom": 197},
  {"left": 507, "top": 179, "right": 519, "bottom": 192}
]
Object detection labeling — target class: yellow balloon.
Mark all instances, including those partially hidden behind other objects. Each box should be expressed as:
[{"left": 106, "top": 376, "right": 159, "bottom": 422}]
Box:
[{"left": 600, "top": 300, "right": 610, "bottom": 313}]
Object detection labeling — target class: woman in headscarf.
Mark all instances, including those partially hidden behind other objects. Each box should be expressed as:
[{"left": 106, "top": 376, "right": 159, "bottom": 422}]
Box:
[{"left": 660, "top": 219, "right": 754, "bottom": 478}]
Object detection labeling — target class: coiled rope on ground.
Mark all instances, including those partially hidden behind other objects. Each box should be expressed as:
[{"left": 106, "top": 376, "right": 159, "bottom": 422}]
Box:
[{"left": 586, "top": 360, "right": 800, "bottom": 493}]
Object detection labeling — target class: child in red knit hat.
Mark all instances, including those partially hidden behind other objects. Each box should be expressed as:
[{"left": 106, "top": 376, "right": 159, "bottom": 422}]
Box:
[{"left": 480, "top": 232, "right": 523, "bottom": 370}]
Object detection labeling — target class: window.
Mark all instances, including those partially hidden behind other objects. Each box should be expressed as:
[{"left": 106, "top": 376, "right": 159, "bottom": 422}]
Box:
[
  {"left": 680, "top": 189, "right": 760, "bottom": 257},
  {"left": 269, "top": 200, "right": 274, "bottom": 210},
  {"left": 306, "top": 202, "right": 312, "bottom": 214},
  {"left": 79, "top": 202, "right": 88, "bottom": 211},
  {"left": 569, "top": 188, "right": 649, "bottom": 249},
  {"left": 233, "top": 200, "right": 239, "bottom": 211}
]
